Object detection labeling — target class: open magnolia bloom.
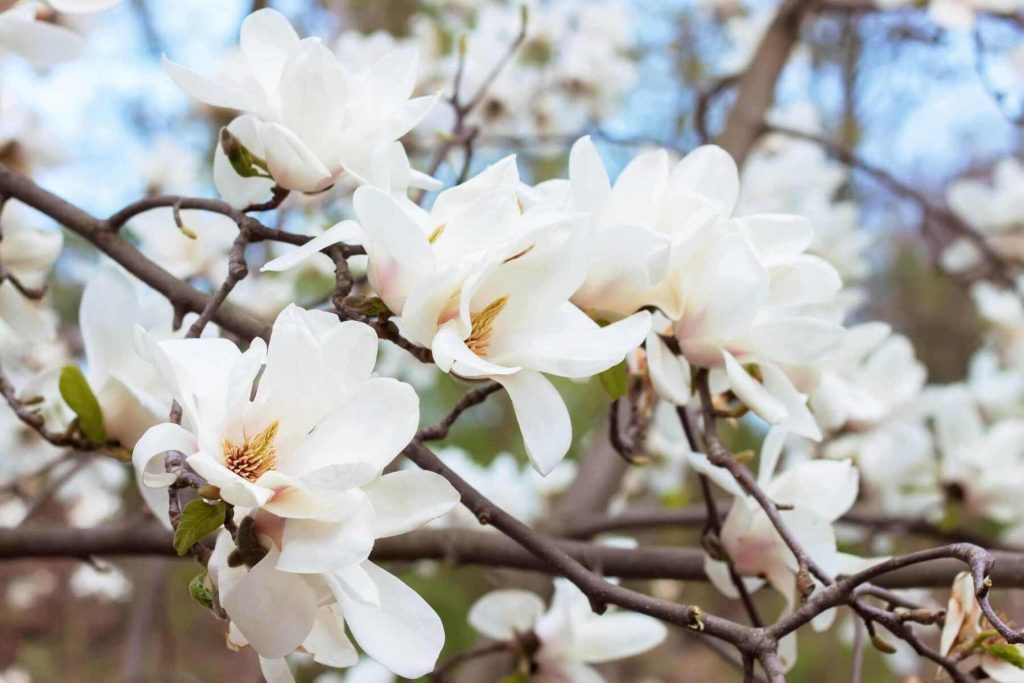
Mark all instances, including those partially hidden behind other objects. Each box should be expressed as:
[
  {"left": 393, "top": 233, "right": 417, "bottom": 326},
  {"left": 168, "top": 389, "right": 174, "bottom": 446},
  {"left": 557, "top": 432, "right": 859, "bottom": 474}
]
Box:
[
  {"left": 207, "top": 526, "right": 446, "bottom": 682},
  {"left": 469, "top": 579, "right": 667, "bottom": 682},
  {"left": 690, "top": 426, "right": 876, "bottom": 667},
  {"left": 943, "top": 157, "right": 1024, "bottom": 273},
  {"left": 267, "top": 157, "right": 651, "bottom": 473},
  {"left": 132, "top": 305, "right": 459, "bottom": 573},
  {"left": 0, "top": 202, "right": 62, "bottom": 348},
  {"left": 940, "top": 571, "right": 1024, "bottom": 682},
  {"left": 556, "top": 138, "right": 843, "bottom": 439},
  {"left": 164, "top": 8, "right": 437, "bottom": 204}
]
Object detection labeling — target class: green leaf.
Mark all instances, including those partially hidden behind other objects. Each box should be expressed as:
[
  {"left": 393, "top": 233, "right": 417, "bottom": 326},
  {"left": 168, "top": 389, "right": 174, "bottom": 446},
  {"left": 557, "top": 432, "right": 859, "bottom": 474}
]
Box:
[
  {"left": 188, "top": 570, "right": 214, "bottom": 609},
  {"left": 498, "top": 674, "right": 528, "bottom": 683},
  {"left": 984, "top": 643, "right": 1024, "bottom": 669},
  {"left": 598, "top": 361, "right": 628, "bottom": 400},
  {"left": 58, "top": 365, "right": 106, "bottom": 444},
  {"left": 173, "top": 499, "right": 227, "bottom": 556},
  {"left": 343, "top": 294, "right": 390, "bottom": 317},
  {"left": 220, "top": 127, "right": 271, "bottom": 179}
]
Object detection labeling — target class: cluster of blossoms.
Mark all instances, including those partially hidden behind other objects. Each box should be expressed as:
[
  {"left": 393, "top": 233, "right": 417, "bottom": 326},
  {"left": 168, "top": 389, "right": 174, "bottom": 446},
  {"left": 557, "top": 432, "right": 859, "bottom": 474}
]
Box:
[{"left": 4, "top": 3, "right": 1024, "bottom": 682}]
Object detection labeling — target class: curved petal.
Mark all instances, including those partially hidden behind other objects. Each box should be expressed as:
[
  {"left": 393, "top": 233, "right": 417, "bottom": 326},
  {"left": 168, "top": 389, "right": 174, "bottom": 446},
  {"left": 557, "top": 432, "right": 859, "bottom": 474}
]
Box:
[
  {"left": 722, "top": 351, "right": 787, "bottom": 425},
  {"left": 259, "top": 121, "right": 334, "bottom": 192},
  {"left": 0, "top": 15, "right": 82, "bottom": 67},
  {"left": 275, "top": 495, "right": 375, "bottom": 573},
  {"left": 645, "top": 330, "right": 691, "bottom": 406},
  {"left": 336, "top": 562, "right": 445, "bottom": 679},
  {"left": 363, "top": 470, "right": 460, "bottom": 538},
  {"left": 163, "top": 56, "right": 264, "bottom": 113},
  {"left": 569, "top": 612, "right": 667, "bottom": 663},
  {"left": 468, "top": 589, "right": 546, "bottom": 641},
  {"left": 569, "top": 136, "right": 611, "bottom": 214},
  {"left": 303, "top": 605, "right": 359, "bottom": 667},
  {"left": 495, "top": 370, "right": 571, "bottom": 475},
  {"left": 131, "top": 423, "right": 197, "bottom": 528},
  {"left": 262, "top": 221, "right": 356, "bottom": 272}
]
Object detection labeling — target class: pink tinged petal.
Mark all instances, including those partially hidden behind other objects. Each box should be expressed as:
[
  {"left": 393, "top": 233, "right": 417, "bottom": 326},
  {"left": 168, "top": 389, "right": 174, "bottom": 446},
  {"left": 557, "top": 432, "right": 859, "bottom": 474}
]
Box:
[
  {"left": 262, "top": 220, "right": 357, "bottom": 273},
  {"left": 495, "top": 370, "right": 571, "bottom": 476},
  {"left": 258, "top": 657, "right": 295, "bottom": 683},
  {"left": 303, "top": 605, "right": 359, "bottom": 667},
  {"left": 222, "top": 549, "right": 318, "bottom": 658},
  {"left": 259, "top": 121, "right": 334, "bottom": 193},
  {"left": 214, "top": 115, "right": 275, "bottom": 209},
  {"left": 568, "top": 613, "right": 667, "bottom": 663},
  {"left": 286, "top": 377, "right": 419, "bottom": 475},
  {"left": 432, "top": 322, "right": 519, "bottom": 378},
  {"left": 259, "top": 472, "right": 371, "bottom": 522},
  {"left": 353, "top": 185, "right": 434, "bottom": 313},
  {"left": 0, "top": 14, "right": 81, "bottom": 67},
  {"left": 131, "top": 423, "right": 197, "bottom": 529},
  {"left": 239, "top": 9, "right": 300, "bottom": 94},
  {"left": 400, "top": 264, "right": 471, "bottom": 348},
  {"left": 668, "top": 145, "right": 739, "bottom": 216},
  {"left": 336, "top": 562, "right": 445, "bottom": 679},
  {"left": 722, "top": 351, "right": 787, "bottom": 425},
  {"left": 645, "top": 330, "right": 691, "bottom": 406},
  {"left": 363, "top": 470, "right": 460, "bottom": 538},
  {"left": 468, "top": 590, "right": 546, "bottom": 641},
  {"left": 569, "top": 136, "right": 611, "bottom": 214},
  {"left": 275, "top": 499, "right": 375, "bottom": 574},
  {"left": 162, "top": 56, "right": 265, "bottom": 113}
]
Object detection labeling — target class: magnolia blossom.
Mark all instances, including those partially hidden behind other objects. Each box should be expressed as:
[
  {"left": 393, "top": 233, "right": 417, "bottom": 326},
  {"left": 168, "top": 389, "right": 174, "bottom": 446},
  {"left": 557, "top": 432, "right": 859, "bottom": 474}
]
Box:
[
  {"left": 266, "top": 156, "right": 651, "bottom": 473},
  {"left": 165, "top": 9, "right": 437, "bottom": 205},
  {"left": 208, "top": 527, "right": 447, "bottom": 681},
  {"left": 690, "top": 429, "right": 872, "bottom": 639},
  {"left": 941, "top": 571, "right": 1024, "bottom": 681},
  {"left": 0, "top": 202, "right": 62, "bottom": 350},
  {"left": 128, "top": 208, "right": 237, "bottom": 280},
  {"left": 560, "top": 137, "right": 843, "bottom": 439},
  {"left": 133, "top": 305, "right": 459, "bottom": 571},
  {"left": 469, "top": 579, "right": 666, "bottom": 682},
  {"left": 943, "top": 158, "right": 1024, "bottom": 272}
]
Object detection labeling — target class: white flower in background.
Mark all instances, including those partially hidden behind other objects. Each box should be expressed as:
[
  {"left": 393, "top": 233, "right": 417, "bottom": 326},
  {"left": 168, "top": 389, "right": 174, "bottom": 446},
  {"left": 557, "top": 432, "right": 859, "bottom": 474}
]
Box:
[
  {"left": 691, "top": 428, "right": 871, "bottom": 631},
  {"left": 0, "top": 3, "right": 83, "bottom": 67},
  {"left": 133, "top": 305, "right": 458, "bottom": 573},
  {"left": 128, "top": 208, "right": 237, "bottom": 280},
  {"left": 621, "top": 400, "right": 691, "bottom": 500},
  {"left": 969, "top": 348, "right": 1024, "bottom": 419},
  {"left": 134, "top": 138, "right": 201, "bottom": 196},
  {"left": 165, "top": 9, "right": 437, "bottom": 204},
  {"left": 941, "top": 571, "right": 1024, "bottom": 681},
  {"left": 604, "top": 144, "right": 844, "bottom": 439},
  {"left": 972, "top": 281, "right": 1024, "bottom": 368},
  {"left": 208, "top": 529, "right": 446, "bottom": 682},
  {"left": 810, "top": 323, "right": 926, "bottom": 432},
  {"left": 469, "top": 579, "right": 666, "bottom": 682},
  {"left": 424, "top": 447, "right": 574, "bottom": 528},
  {"left": 69, "top": 564, "right": 131, "bottom": 601},
  {"left": 930, "top": 384, "right": 1024, "bottom": 539},
  {"left": 0, "top": 84, "right": 67, "bottom": 175},
  {"left": 944, "top": 158, "right": 1024, "bottom": 272},
  {"left": 0, "top": 201, "right": 63, "bottom": 350}
]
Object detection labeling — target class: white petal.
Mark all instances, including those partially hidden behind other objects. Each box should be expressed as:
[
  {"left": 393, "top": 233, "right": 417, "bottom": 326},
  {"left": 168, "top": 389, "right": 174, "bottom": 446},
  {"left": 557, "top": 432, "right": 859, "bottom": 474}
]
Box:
[
  {"left": 668, "top": 145, "right": 739, "bottom": 216},
  {"left": 303, "top": 605, "right": 359, "bottom": 667},
  {"left": 276, "top": 497, "right": 375, "bottom": 573},
  {"left": 49, "top": 0, "right": 122, "bottom": 13},
  {"left": 258, "top": 657, "right": 295, "bottom": 683},
  {"left": 336, "top": 562, "right": 445, "bottom": 679},
  {"left": 468, "top": 589, "right": 546, "bottom": 641},
  {"left": 363, "top": 470, "right": 460, "bottom": 538},
  {"left": 214, "top": 115, "right": 275, "bottom": 209},
  {"left": 645, "top": 330, "right": 691, "bottom": 406},
  {"left": 569, "top": 612, "right": 667, "bottom": 663},
  {"left": 495, "top": 370, "right": 571, "bottom": 475},
  {"left": 262, "top": 221, "right": 356, "bottom": 272},
  {"left": 131, "top": 423, "right": 197, "bottom": 528},
  {"left": 0, "top": 14, "right": 82, "bottom": 67},
  {"left": 222, "top": 549, "right": 318, "bottom": 658},
  {"left": 569, "top": 136, "right": 611, "bottom": 214},
  {"left": 162, "top": 56, "right": 263, "bottom": 113},
  {"left": 239, "top": 9, "right": 300, "bottom": 94},
  {"left": 722, "top": 351, "right": 787, "bottom": 425},
  {"left": 260, "top": 121, "right": 334, "bottom": 192}
]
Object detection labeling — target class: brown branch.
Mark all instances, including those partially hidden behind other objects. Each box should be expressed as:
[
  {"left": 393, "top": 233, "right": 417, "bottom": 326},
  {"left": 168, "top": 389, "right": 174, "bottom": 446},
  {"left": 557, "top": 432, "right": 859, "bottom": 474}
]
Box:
[{"left": 417, "top": 381, "right": 502, "bottom": 441}]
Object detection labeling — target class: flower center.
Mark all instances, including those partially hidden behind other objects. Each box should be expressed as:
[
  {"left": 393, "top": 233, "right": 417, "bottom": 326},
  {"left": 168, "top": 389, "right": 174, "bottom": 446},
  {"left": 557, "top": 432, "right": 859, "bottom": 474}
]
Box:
[
  {"left": 465, "top": 296, "right": 509, "bottom": 357},
  {"left": 222, "top": 421, "right": 279, "bottom": 482}
]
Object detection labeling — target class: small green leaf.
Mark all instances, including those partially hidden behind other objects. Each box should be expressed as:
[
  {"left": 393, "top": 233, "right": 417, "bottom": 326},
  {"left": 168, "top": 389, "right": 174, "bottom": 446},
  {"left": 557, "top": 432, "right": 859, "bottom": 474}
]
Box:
[
  {"left": 598, "top": 361, "right": 628, "bottom": 400},
  {"left": 220, "top": 128, "right": 271, "bottom": 179},
  {"left": 188, "top": 570, "right": 214, "bottom": 609},
  {"left": 173, "top": 499, "right": 227, "bottom": 556},
  {"left": 343, "top": 294, "right": 390, "bottom": 317},
  {"left": 984, "top": 643, "right": 1024, "bottom": 669},
  {"left": 58, "top": 365, "right": 106, "bottom": 444},
  {"left": 499, "top": 674, "right": 528, "bottom": 683}
]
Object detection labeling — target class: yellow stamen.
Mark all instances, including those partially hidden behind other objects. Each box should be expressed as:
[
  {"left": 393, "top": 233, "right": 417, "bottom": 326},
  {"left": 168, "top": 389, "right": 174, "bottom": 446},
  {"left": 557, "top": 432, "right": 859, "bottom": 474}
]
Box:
[
  {"left": 222, "top": 421, "right": 279, "bottom": 482},
  {"left": 428, "top": 223, "right": 446, "bottom": 244},
  {"left": 465, "top": 296, "right": 509, "bottom": 356}
]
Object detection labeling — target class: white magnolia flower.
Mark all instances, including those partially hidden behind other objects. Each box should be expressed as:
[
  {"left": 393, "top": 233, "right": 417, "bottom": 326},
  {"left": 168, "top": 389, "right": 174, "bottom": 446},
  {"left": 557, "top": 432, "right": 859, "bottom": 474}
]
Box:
[
  {"left": 133, "top": 305, "right": 458, "bottom": 573},
  {"left": 691, "top": 428, "right": 871, "bottom": 630},
  {"left": 811, "top": 323, "right": 926, "bottom": 432},
  {"left": 128, "top": 208, "right": 237, "bottom": 280},
  {"left": 930, "top": 385, "right": 1024, "bottom": 536},
  {"left": 941, "top": 571, "right": 1024, "bottom": 681},
  {"left": 0, "top": 3, "right": 82, "bottom": 67},
  {"left": 208, "top": 528, "right": 446, "bottom": 682},
  {"left": 469, "top": 579, "right": 666, "bottom": 682},
  {"left": 944, "top": 158, "right": 1024, "bottom": 271},
  {"left": 266, "top": 156, "right": 651, "bottom": 473},
  {"left": 972, "top": 281, "right": 1024, "bottom": 368},
  {"left": 165, "top": 9, "right": 437, "bottom": 204},
  {"left": 69, "top": 564, "right": 131, "bottom": 601},
  {"left": 569, "top": 141, "right": 844, "bottom": 439},
  {"left": 0, "top": 202, "right": 63, "bottom": 350}
]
